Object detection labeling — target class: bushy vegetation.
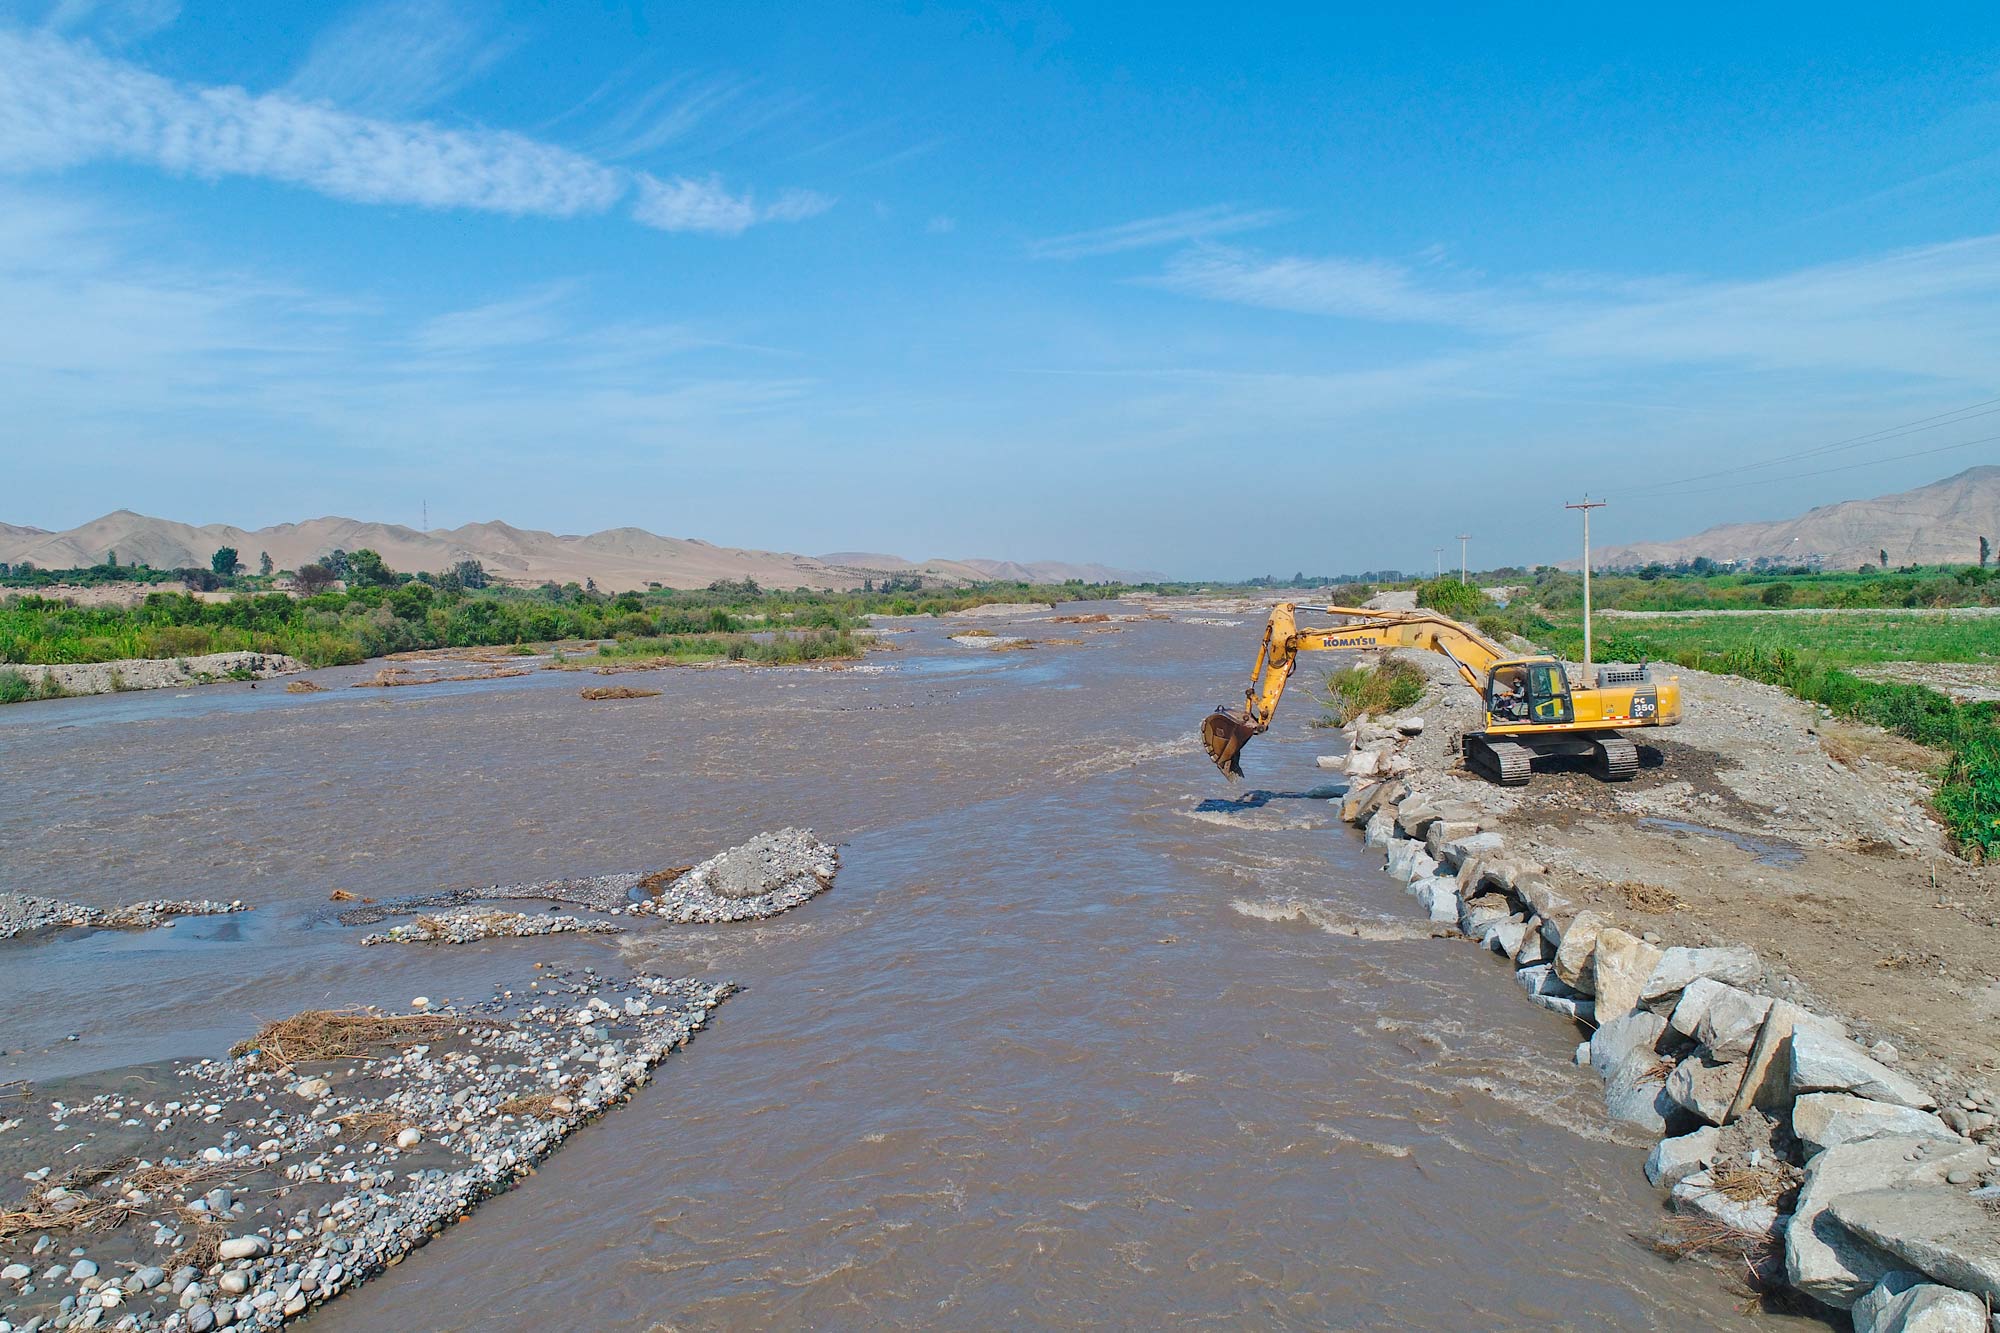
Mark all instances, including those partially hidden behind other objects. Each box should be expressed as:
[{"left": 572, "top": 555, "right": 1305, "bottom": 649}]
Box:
[
  {"left": 0, "top": 572, "right": 1152, "bottom": 674},
  {"left": 0, "top": 667, "right": 65, "bottom": 704},
  {"left": 1523, "top": 564, "right": 2000, "bottom": 614},
  {"left": 1414, "top": 577, "right": 1487, "bottom": 620},
  {"left": 1321, "top": 658, "right": 1426, "bottom": 724},
  {"left": 594, "top": 628, "right": 860, "bottom": 664}
]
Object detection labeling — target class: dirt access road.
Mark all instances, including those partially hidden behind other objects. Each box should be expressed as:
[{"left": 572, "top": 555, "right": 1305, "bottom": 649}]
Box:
[{"left": 1384, "top": 648, "right": 2000, "bottom": 1085}]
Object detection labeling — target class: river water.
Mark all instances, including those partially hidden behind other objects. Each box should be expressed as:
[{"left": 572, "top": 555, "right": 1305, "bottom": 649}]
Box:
[{"left": 0, "top": 605, "right": 1794, "bottom": 1330}]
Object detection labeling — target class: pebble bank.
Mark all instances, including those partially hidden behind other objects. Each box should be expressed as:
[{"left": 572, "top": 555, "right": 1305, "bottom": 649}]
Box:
[{"left": 0, "top": 829, "right": 840, "bottom": 1331}]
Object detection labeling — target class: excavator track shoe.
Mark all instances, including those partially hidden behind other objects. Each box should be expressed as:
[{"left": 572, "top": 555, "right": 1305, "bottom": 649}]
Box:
[
  {"left": 1593, "top": 736, "right": 1639, "bottom": 781},
  {"left": 1463, "top": 733, "right": 1533, "bottom": 785}
]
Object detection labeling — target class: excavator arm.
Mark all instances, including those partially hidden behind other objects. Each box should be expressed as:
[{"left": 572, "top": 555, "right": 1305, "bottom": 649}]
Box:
[{"left": 1200, "top": 604, "right": 1509, "bottom": 776}]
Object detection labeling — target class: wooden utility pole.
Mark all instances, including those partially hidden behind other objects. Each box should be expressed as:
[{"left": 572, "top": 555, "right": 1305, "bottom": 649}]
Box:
[
  {"left": 1456, "top": 534, "right": 1471, "bottom": 585},
  {"left": 1566, "top": 498, "right": 1607, "bottom": 674}
]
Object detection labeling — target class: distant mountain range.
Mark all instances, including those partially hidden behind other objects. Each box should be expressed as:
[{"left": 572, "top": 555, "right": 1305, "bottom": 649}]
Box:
[
  {"left": 0, "top": 512, "right": 1166, "bottom": 591},
  {"left": 1588, "top": 466, "right": 2000, "bottom": 571}
]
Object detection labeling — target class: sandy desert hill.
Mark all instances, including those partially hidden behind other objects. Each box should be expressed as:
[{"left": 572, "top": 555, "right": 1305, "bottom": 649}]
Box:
[
  {"left": 0, "top": 512, "right": 1165, "bottom": 591},
  {"left": 1587, "top": 466, "right": 2000, "bottom": 570}
]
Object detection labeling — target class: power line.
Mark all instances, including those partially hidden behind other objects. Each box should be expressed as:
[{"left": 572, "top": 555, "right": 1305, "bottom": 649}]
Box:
[
  {"left": 1631, "top": 433, "right": 1999, "bottom": 500},
  {"left": 1616, "top": 395, "right": 2000, "bottom": 497}
]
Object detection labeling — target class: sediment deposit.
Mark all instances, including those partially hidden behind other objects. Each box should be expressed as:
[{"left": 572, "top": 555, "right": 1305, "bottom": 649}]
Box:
[
  {"left": 7, "top": 654, "right": 304, "bottom": 698},
  {"left": 0, "top": 972, "right": 727, "bottom": 1331},
  {"left": 0, "top": 895, "right": 246, "bottom": 943}
]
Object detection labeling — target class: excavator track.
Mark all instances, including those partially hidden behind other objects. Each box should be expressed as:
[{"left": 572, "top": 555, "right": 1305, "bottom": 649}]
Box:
[
  {"left": 1463, "top": 733, "right": 1533, "bottom": 786},
  {"left": 1593, "top": 735, "right": 1639, "bottom": 781}
]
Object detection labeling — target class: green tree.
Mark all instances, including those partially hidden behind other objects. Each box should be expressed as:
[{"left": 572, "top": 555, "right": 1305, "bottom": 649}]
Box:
[
  {"left": 106, "top": 549, "right": 117, "bottom": 567},
  {"left": 259, "top": 551, "right": 274, "bottom": 576},
  {"left": 346, "top": 548, "right": 396, "bottom": 587},
  {"left": 449, "top": 559, "right": 489, "bottom": 590},
  {"left": 210, "top": 547, "right": 242, "bottom": 576},
  {"left": 294, "top": 562, "right": 338, "bottom": 595},
  {"left": 1761, "top": 582, "right": 1793, "bottom": 606}
]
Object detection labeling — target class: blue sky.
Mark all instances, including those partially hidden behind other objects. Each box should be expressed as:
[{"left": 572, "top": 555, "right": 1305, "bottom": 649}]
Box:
[{"left": 3, "top": 1, "right": 1999, "bottom": 577}]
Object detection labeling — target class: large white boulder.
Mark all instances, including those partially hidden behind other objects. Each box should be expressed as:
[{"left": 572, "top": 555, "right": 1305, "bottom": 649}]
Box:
[
  {"left": 1590, "top": 1010, "right": 1668, "bottom": 1080},
  {"left": 1832, "top": 1186, "right": 2000, "bottom": 1305},
  {"left": 1693, "top": 984, "right": 1774, "bottom": 1059},
  {"left": 1726, "top": 1000, "right": 1846, "bottom": 1121},
  {"left": 1642, "top": 945, "right": 1762, "bottom": 1005},
  {"left": 1590, "top": 1011, "right": 1675, "bottom": 1131},
  {"left": 1591, "top": 928, "right": 1663, "bottom": 1025},
  {"left": 1646, "top": 1126, "right": 1722, "bottom": 1189},
  {"left": 1384, "top": 839, "right": 1438, "bottom": 884},
  {"left": 1412, "top": 877, "right": 1460, "bottom": 925},
  {"left": 1852, "top": 1272, "right": 1988, "bottom": 1333},
  {"left": 1665, "top": 1052, "right": 1749, "bottom": 1126},
  {"left": 1785, "top": 1138, "right": 1992, "bottom": 1308},
  {"left": 1793, "top": 1093, "right": 1962, "bottom": 1157},
  {"left": 1791, "top": 1029, "right": 1937, "bottom": 1110},
  {"left": 1552, "top": 909, "right": 1611, "bottom": 995}
]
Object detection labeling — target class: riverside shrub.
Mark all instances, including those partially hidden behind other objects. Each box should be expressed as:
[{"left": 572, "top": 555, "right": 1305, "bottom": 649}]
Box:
[{"left": 1324, "top": 659, "right": 1425, "bottom": 723}]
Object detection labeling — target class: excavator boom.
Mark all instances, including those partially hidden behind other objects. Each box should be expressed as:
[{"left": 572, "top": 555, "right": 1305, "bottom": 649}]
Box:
[
  {"left": 1199, "top": 604, "right": 1508, "bottom": 776},
  {"left": 1199, "top": 602, "right": 1679, "bottom": 783}
]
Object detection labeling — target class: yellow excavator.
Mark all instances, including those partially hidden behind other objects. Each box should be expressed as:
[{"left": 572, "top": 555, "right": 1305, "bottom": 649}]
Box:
[{"left": 1200, "top": 604, "right": 1681, "bottom": 785}]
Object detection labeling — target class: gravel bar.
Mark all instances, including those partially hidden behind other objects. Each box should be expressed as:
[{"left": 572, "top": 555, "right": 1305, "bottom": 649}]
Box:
[{"left": 0, "top": 969, "right": 729, "bottom": 1331}]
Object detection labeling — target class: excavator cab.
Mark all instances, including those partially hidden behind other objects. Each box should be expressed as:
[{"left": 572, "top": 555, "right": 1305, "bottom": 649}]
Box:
[{"left": 1486, "top": 658, "right": 1572, "bottom": 728}]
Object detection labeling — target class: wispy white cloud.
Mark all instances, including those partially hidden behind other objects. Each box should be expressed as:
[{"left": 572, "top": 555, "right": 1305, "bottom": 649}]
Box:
[
  {"left": 1027, "top": 204, "right": 1291, "bottom": 260},
  {"left": 587, "top": 74, "right": 750, "bottom": 158},
  {"left": 1154, "top": 246, "right": 1510, "bottom": 328},
  {"left": 857, "top": 136, "right": 948, "bottom": 174},
  {"left": 1148, "top": 236, "right": 2000, "bottom": 383},
  {"left": 0, "top": 29, "right": 620, "bottom": 214},
  {"left": 42, "top": 0, "right": 179, "bottom": 44},
  {"left": 410, "top": 285, "right": 572, "bottom": 356},
  {"left": 584, "top": 73, "right": 817, "bottom": 161},
  {"left": 0, "top": 29, "right": 833, "bottom": 234},
  {"left": 287, "top": 0, "right": 519, "bottom": 117},
  {"left": 0, "top": 186, "right": 814, "bottom": 467},
  {"left": 632, "top": 172, "right": 833, "bottom": 235}
]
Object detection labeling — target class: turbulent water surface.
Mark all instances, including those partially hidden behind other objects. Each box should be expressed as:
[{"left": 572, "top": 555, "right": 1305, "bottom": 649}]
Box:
[{"left": 0, "top": 606, "right": 1798, "bottom": 1330}]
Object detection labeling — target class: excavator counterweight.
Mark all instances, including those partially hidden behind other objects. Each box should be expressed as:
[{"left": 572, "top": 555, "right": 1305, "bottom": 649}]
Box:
[{"left": 1201, "top": 603, "right": 1680, "bottom": 786}]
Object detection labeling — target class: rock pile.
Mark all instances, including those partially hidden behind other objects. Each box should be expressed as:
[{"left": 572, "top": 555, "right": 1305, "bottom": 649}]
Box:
[
  {"left": 358, "top": 911, "right": 622, "bottom": 947},
  {"left": 1336, "top": 709, "right": 2000, "bottom": 1329},
  {"left": 0, "top": 971, "right": 729, "bottom": 1331},
  {"left": 0, "top": 894, "right": 247, "bottom": 942},
  {"left": 339, "top": 831, "right": 839, "bottom": 930},
  {"left": 628, "top": 828, "right": 839, "bottom": 924}
]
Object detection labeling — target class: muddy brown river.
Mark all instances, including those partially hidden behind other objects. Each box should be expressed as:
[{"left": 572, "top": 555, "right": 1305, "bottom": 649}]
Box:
[{"left": 0, "top": 606, "right": 1801, "bottom": 1329}]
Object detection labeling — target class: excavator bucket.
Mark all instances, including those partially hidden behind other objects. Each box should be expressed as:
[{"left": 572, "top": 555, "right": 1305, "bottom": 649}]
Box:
[{"left": 1200, "top": 708, "right": 1261, "bottom": 777}]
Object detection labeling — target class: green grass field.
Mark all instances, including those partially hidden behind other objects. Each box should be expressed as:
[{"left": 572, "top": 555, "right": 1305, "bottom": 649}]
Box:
[{"left": 1582, "top": 611, "right": 2000, "bottom": 668}]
